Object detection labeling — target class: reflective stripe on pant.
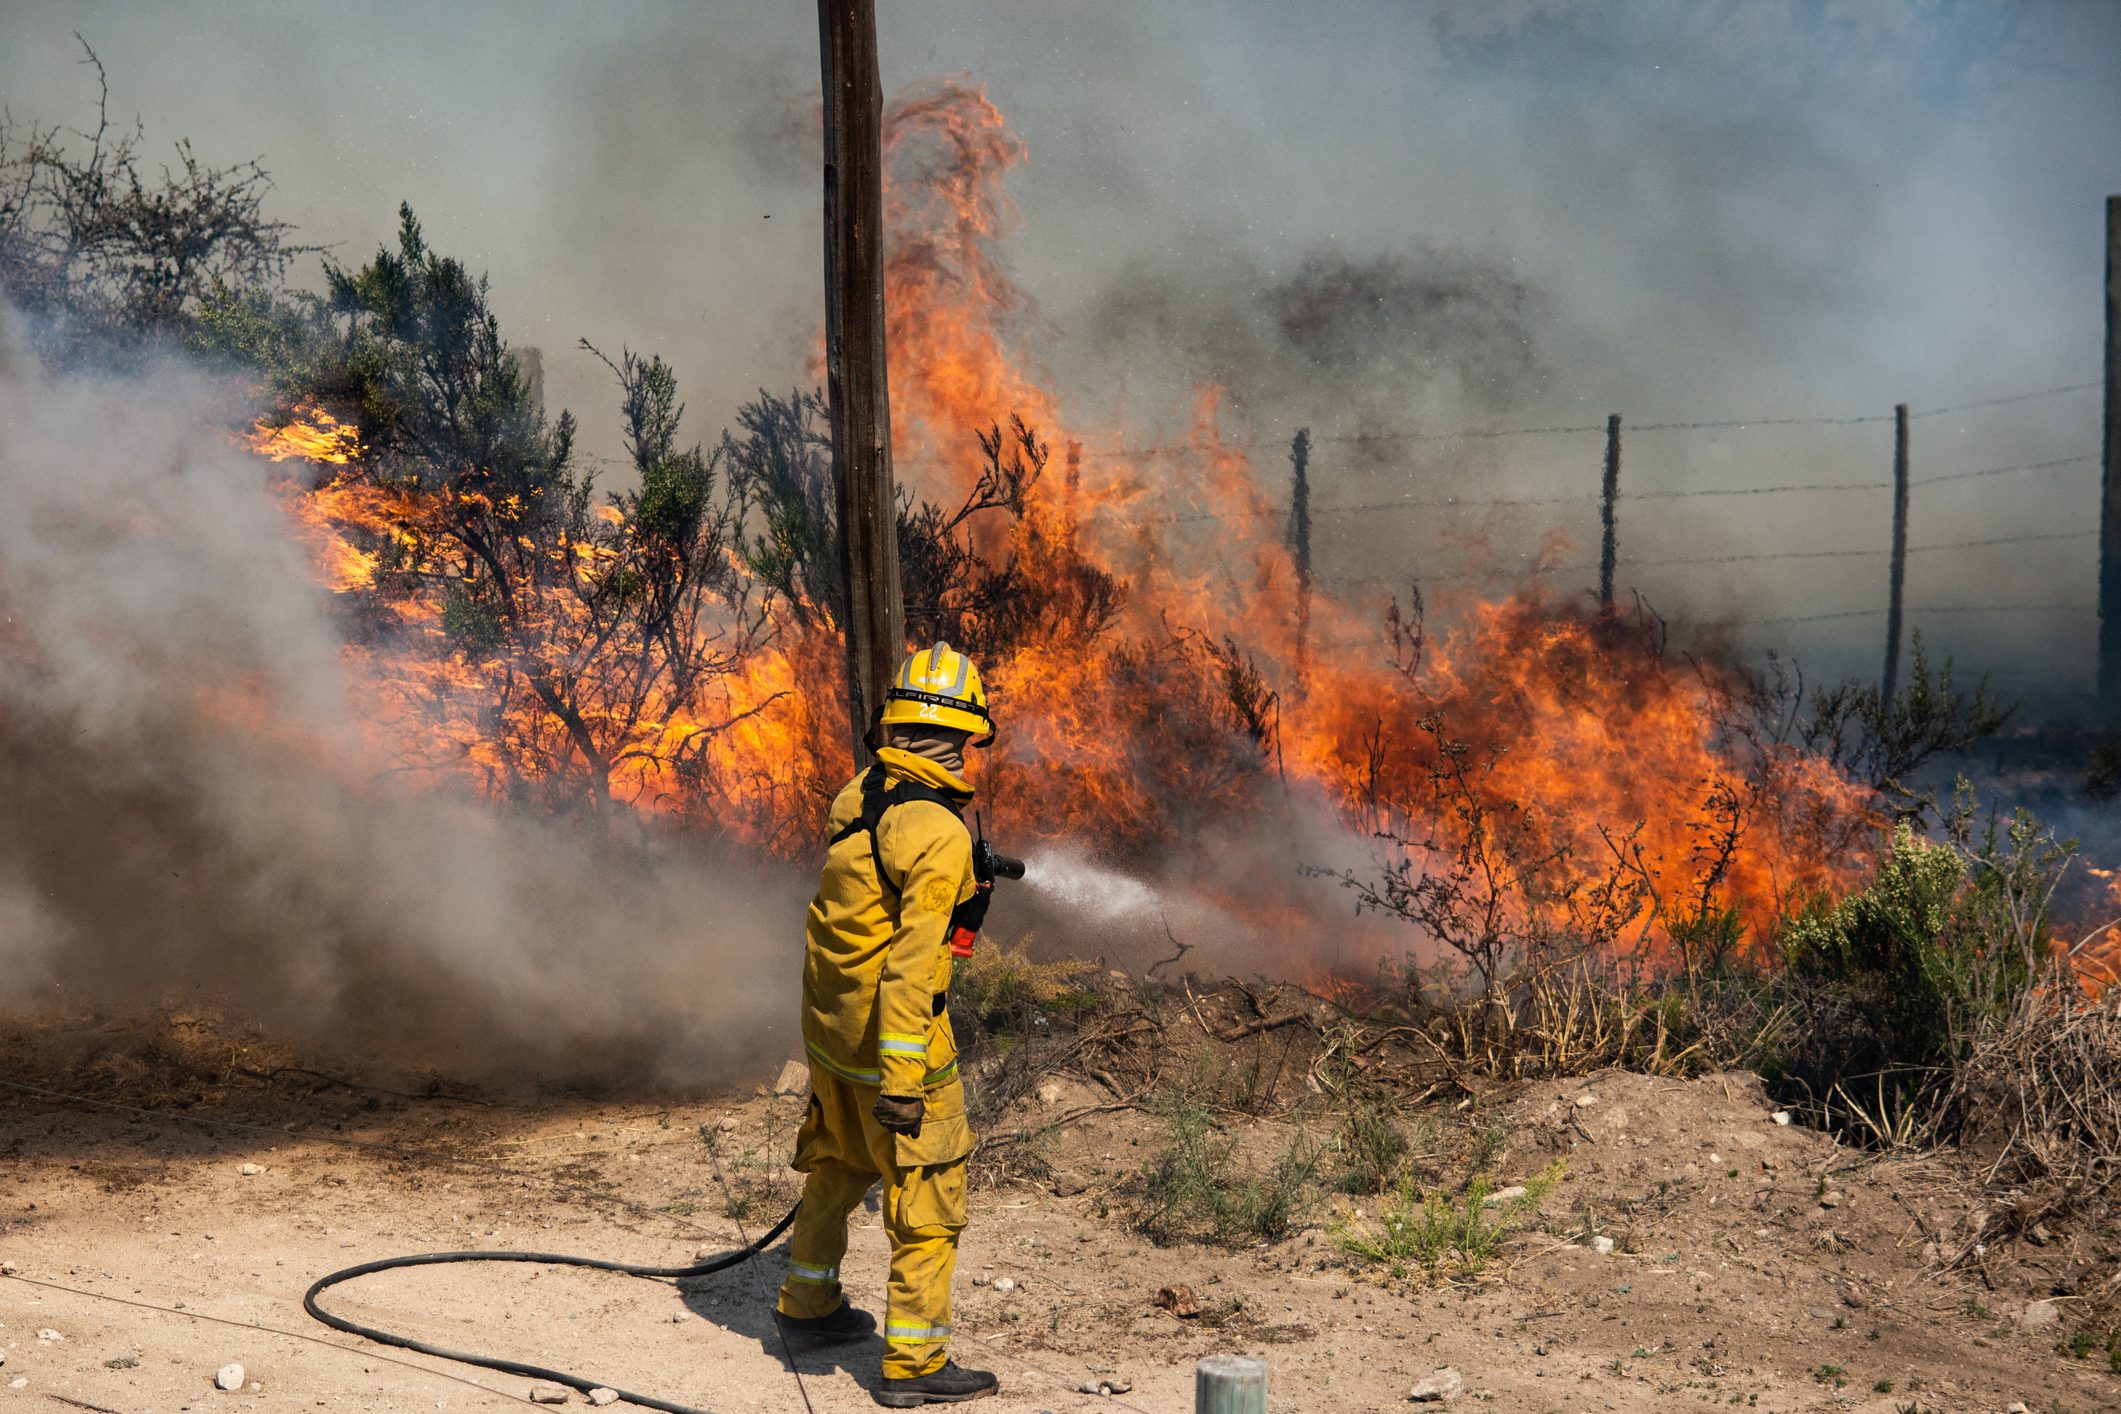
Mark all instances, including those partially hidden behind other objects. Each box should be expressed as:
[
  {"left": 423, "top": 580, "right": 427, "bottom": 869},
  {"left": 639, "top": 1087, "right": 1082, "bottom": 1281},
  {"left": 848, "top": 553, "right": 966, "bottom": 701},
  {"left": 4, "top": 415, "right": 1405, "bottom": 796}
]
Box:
[{"left": 776, "top": 1069, "right": 969, "bottom": 1379}]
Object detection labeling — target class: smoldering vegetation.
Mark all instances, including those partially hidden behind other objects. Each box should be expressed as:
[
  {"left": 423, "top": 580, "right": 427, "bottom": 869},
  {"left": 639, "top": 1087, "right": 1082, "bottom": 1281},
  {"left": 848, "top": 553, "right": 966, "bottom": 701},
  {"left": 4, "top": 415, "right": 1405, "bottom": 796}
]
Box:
[{"left": 0, "top": 327, "right": 805, "bottom": 1087}]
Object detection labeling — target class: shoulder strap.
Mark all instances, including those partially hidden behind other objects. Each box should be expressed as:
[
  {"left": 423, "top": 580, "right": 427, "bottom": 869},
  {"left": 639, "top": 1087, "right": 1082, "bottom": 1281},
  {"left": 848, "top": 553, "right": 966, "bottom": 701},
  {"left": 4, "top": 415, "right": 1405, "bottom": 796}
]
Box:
[{"left": 826, "top": 764, "right": 967, "bottom": 898}]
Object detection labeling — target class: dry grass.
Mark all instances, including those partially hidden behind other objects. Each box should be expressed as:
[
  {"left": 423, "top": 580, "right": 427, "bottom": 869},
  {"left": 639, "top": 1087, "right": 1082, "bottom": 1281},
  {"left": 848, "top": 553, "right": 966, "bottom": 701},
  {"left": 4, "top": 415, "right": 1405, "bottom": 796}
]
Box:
[{"left": 1951, "top": 969, "right": 2121, "bottom": 1193}]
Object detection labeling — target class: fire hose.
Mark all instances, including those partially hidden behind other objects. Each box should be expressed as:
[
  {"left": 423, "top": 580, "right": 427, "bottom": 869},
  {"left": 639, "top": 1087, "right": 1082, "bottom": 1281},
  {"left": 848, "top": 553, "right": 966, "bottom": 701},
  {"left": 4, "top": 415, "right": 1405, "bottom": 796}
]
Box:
[
  {"left": 304, "top": 835, "right": 1025, "bottom": 1410},
  {"left": 302, "top": 1200, "right": 800, "bottom": 1414}
]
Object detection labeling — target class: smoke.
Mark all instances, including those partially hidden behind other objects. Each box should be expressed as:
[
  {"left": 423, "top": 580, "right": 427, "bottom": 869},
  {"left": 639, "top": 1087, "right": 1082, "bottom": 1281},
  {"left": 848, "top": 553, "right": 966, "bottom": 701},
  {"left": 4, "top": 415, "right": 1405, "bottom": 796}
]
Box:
[
  {"left": 1087, "top": 244, "right": 1549, "bottom": 436},
  {"left": 0, "top": 312, "right": 806, "bottom": 1088}
]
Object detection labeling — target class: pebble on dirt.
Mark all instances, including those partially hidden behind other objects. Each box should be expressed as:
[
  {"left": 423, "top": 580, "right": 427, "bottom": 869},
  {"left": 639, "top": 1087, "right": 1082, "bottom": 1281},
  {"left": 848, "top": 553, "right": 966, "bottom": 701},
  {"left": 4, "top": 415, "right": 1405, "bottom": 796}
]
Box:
[
  {"left": 1, "top": 1258, "right": 16, "bottom": 1273},
  {"left": 771, "top": 1060, "right": 808, "bottom": 1096},
  {"left": 1076, "top": 1377, "right": 1134, "bottom": 1395},
  {"left": 588, "top": 1390, "right": 619, "bottom": 1407},
  {"left": 238, "top": 1163, "right": 262, "bottom": 1176},
  {"left": 529, "top": 1381, "right": 572, "bottom": 1403},
  {"left": 1589, "top": 1236, "right": 1616, "bottom": 1255},
  {"left": 214, "top": 1363, "right": 245, "bottom": 1391},
  {"left": 991, "top": 1276, "right": 1017, "bottom": 1293},
  {"left": 1409, "top": 1367, "right": 1464, "bottom": 1402},
  {"left": 36, "top": 1329, "right": 62, "bottom": 1342}
]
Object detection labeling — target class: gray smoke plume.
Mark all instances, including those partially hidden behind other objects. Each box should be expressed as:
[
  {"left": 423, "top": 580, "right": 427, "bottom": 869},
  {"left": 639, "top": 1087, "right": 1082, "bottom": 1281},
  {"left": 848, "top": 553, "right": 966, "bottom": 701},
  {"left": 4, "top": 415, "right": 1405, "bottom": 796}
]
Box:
[
  {"left": 0, "top": 310, "right": 805, "bottom": 1088},
  {"left": 1086, "top": 243, "right": 1550, "bottom": 438}
]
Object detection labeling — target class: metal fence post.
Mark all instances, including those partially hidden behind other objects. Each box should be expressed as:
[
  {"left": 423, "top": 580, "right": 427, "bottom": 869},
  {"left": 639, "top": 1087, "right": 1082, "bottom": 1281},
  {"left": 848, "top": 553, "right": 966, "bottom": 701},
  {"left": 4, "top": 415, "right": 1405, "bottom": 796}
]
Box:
[{"left": 1196, "top": 1354, "right": 1268, "bottom": 1413}]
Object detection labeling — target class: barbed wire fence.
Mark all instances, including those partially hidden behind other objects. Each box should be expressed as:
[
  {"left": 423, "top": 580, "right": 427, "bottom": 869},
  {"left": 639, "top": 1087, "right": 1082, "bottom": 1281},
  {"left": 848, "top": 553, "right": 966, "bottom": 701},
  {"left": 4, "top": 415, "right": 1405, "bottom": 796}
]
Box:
[{"left": 1045, "top": 379, "right": 2103, "bottom": 691}]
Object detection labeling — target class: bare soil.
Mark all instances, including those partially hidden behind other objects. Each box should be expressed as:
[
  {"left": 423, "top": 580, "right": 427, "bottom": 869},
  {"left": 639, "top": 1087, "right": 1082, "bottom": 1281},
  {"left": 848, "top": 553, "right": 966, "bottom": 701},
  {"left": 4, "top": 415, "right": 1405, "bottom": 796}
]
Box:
[{"left": 4, "top": 1034, "right": 2119, "bottom": 1413}]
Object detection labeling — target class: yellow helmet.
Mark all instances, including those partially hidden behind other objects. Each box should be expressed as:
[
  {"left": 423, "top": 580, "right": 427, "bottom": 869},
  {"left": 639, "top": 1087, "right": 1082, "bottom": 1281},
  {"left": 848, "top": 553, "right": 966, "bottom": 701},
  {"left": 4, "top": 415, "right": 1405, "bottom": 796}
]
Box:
[{"left": 881, "top": 641, "right": 994, "bottom": 743}]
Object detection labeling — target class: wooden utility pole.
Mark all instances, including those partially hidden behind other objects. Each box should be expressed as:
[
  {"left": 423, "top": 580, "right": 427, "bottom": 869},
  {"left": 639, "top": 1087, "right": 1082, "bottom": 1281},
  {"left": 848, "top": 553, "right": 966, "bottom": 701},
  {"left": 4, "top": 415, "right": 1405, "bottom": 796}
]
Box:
[
  {"left": 1883, "top": 403, "right": 1910, "bottom": 702},
  {"left": 818, "top": 0, "right": 904, "bottom": 760},
  {"left": 1598, "top": 414, "right": 1622, "bottom": 611},
  {"left": 2100, "top": 196, "right": 2121, "bottom": 713}
]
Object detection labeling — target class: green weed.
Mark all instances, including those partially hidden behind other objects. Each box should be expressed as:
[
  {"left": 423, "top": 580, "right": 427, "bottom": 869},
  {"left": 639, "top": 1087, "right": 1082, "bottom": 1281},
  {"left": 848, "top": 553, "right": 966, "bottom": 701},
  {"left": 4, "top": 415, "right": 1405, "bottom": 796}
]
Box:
[
  {"left": 1337, "top": 1158, "right": 1565, "bottom": 1281},
  {"left": 1137, "top": 1094, "right": 1322, "bottom": 1246}
]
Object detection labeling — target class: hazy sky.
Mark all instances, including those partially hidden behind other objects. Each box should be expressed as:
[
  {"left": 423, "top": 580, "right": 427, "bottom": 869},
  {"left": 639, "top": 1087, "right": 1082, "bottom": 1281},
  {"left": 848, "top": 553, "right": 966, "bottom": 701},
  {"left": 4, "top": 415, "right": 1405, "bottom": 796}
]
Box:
[{"left": 5, "top": 1, "right": 2118, "bottom": 695}]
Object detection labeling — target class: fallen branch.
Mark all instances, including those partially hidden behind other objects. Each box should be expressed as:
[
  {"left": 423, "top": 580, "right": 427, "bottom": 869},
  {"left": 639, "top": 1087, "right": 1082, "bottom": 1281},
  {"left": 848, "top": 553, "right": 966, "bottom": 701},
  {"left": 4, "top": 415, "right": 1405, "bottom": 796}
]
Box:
[{"left": 1214, "top": 1012, "right": 1308, "bottom": 1043}]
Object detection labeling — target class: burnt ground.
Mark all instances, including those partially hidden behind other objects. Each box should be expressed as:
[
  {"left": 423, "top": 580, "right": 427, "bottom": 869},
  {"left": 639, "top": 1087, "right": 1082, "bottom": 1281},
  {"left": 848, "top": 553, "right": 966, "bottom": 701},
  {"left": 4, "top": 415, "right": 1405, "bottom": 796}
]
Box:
[{"left": 3, "top": 1003, "right": 2119, "bottom": 1414}]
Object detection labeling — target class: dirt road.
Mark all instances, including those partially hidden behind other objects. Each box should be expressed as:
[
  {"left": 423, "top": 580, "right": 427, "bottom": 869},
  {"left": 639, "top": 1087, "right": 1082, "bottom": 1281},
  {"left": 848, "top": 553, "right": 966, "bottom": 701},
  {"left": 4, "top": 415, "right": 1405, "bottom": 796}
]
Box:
[{"left": 3, "top": 1067, "right": 2113, "bottom": 1412}]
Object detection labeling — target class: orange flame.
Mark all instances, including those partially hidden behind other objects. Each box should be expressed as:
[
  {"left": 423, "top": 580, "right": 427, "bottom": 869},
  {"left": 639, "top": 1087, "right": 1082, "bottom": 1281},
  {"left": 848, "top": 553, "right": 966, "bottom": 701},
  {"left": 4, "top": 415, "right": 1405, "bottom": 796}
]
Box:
[{"left": 243, "top": 79, "right": 1881, "bottom": 969}]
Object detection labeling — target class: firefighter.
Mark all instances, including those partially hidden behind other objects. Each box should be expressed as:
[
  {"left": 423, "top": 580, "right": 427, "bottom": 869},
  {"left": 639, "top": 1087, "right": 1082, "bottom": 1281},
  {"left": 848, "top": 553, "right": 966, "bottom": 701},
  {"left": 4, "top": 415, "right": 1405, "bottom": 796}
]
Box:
[{"left": 775, "top": 642, "right": 1000, "bottom": 1407}]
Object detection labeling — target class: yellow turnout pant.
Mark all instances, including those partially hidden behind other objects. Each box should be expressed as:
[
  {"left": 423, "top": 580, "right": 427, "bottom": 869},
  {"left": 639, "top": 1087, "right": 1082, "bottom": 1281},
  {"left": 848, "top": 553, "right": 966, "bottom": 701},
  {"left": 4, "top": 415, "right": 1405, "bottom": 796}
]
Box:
[{"left": 776, "top": 1069, "right": 969, "bottom": 1379}]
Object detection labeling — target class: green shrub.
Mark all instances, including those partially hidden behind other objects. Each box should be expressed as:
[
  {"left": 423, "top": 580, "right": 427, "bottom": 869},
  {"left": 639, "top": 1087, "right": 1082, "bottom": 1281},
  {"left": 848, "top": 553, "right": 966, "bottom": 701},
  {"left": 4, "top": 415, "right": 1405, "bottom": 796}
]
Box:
[
  {"left": 1775, "top": 808, "right": 2051, "bottom": 1129},
  {"left": 1336, "top": 1159, "right": 1565, "bottom": 1281},
  {"left": 1137, "top": 1095, "right": 1322, "bottom": 1246}
]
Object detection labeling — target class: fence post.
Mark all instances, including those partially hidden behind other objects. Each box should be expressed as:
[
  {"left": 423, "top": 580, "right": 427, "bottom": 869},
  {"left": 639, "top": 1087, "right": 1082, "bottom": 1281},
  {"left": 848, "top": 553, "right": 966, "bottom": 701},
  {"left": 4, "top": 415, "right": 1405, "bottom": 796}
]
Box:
[
  {"left": 1598, "top": 413, "right": 1622, "bottom": 610},
  {"left": 1288, "top": 428, "right": 1312, "bottom": 691},
  {"left": 1883, "top": 403, "right": 1910, "bottom": 701},
  {"left": 1196, "top": 1355, "right": 1268, "bottom": 1413},
  {"left": 2100, "top": 194, "right": 2121, "bottom": 715}
]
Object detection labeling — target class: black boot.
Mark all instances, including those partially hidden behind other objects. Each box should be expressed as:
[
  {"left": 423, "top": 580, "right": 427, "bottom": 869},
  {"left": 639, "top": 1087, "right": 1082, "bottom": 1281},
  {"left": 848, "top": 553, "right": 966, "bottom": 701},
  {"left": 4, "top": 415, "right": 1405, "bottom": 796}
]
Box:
[
  {"left": 874, "top": 1359, "right": 999, "bottom": 1407},
  {"left": 776, "top": 1301, "right": 876, "bottom": 1343}
]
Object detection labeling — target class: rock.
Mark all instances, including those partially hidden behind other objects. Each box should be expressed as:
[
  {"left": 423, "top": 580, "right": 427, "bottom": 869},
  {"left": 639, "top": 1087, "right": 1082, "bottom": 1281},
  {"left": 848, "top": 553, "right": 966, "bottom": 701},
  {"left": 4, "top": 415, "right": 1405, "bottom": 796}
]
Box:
[
  {"left": 1, "top": 1259, "right": 16, "bottom": 1274},
  {"left": 1818, "top": 1191, "right": 1844, "bottom": 1209},
  {"left": 715, "top": 1116, "right": 738, "bottom": 1133},
  {"left": 772, "top": 1060, "right": 808, "bottom": 1096},
  {"left": 1771, "top": 1111, "right": 1792, "bottom": 1125},
  {"left": 1153, "top": 1284, "right": 1201, "bottom": 1318},
  {"left": 1076, "top": 1376, "right": 1134, "bottom": 1396},
  {"left": 0, "top": 1350, "right": 7, "bottom": 1368},
  {"left": 36, "top": 1329, "right": 62, "bottom": 1342},
  {"left": 2019, "top": 1299, "right": 2062, "bottom": 1331},
  {"left": 972, "top": 1275, "right": 990, "bottom": 1286},
  {"left": 529, "top": 1382, "right": 572, "bottom": 1404},
  {"left": 1409, "top": 1367, "right": 1464, "bottom": 1402},
  {"left": 1574, "top": 1093, "right": 1597, "bottom": 1108},
  {"left": 1035, "top": 1080, "right": 1066, "bottom": 1108},
  {"left": 1590, "top": 1236, "right": 1616, "bottom": 1255},
  {"left": 2007, "top": 1404, "right": 2031, "bottom": 1414},
  {"left": 588, "top": 1390, "right": 620, "bottom": 1407},
  {"left": 238, "top": 1163, "right": 262, "bottom": 1177},
  {"left": 1483, "top": 1186, "right": 1528, "bottom": 1206},
  {"left": 9, "top": 1377, "right": 25, "bottom": 1390},
  {"left": 992, "top": 1277, "right": 1017, "bottom": 1293},
  {"left": 215, "top": 1363, "right": 246, "bottom": 1391}
]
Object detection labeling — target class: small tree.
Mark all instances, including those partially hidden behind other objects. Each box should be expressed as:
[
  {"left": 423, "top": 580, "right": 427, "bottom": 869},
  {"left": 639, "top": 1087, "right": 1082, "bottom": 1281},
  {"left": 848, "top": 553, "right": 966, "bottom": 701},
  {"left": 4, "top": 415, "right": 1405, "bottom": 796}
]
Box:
[
  {"left": 1801, "top": 633, "right": 2013, "bottom": 810},
  {"left": 0, "top": 39, "right": 312, "bottom": 361}
]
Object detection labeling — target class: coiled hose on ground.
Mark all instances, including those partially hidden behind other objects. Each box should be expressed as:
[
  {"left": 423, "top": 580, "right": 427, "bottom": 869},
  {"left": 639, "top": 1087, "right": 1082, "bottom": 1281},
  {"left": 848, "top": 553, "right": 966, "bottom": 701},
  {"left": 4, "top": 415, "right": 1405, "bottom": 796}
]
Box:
[{"left": 302, "top": 1202, "right": 800, "bottom": 1414}]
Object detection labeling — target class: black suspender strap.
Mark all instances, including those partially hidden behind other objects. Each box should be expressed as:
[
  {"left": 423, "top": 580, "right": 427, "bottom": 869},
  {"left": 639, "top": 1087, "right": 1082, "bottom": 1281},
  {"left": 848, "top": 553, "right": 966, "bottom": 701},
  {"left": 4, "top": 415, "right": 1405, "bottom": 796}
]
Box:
[{"left": 825, "top": 764, "right": 969, "bottom": 898}]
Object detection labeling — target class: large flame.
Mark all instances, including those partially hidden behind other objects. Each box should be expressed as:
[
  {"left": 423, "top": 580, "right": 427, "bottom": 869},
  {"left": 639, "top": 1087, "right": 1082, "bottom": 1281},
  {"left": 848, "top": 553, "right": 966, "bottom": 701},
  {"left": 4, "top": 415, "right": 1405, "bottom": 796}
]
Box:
[{"left": 247, "top": 79, "right": 1880, "bottom": 968}]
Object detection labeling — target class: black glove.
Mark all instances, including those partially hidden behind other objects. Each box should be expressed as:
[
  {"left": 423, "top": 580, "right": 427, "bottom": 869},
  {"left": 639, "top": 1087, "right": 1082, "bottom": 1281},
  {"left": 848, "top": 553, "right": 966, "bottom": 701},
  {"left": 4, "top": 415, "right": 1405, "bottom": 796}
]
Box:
[{"left": 873, "top": 1092, "right": 925, "bottom": 1138}]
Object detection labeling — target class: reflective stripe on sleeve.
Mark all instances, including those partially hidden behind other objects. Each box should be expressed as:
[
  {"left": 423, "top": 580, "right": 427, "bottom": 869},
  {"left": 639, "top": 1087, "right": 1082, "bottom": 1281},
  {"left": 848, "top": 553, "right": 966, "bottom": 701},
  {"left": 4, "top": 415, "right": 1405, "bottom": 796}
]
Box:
[
  {"left": 878, "top": 1033, "right": 929, "bottom": 1057},
  {"left": 787, "top": 1260, "right": 839, "bottom": 1286},
  {"left": 804, "top": 1041, "right": 882, "bottom": 1086}
]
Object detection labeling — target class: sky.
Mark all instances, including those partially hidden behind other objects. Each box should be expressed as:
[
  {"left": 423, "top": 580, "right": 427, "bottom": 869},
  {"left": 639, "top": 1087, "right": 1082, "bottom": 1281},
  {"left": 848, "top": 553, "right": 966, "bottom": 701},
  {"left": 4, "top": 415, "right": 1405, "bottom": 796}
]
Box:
[{"left": 4, "top": 0, "right": 2118, "bottom": 698}]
